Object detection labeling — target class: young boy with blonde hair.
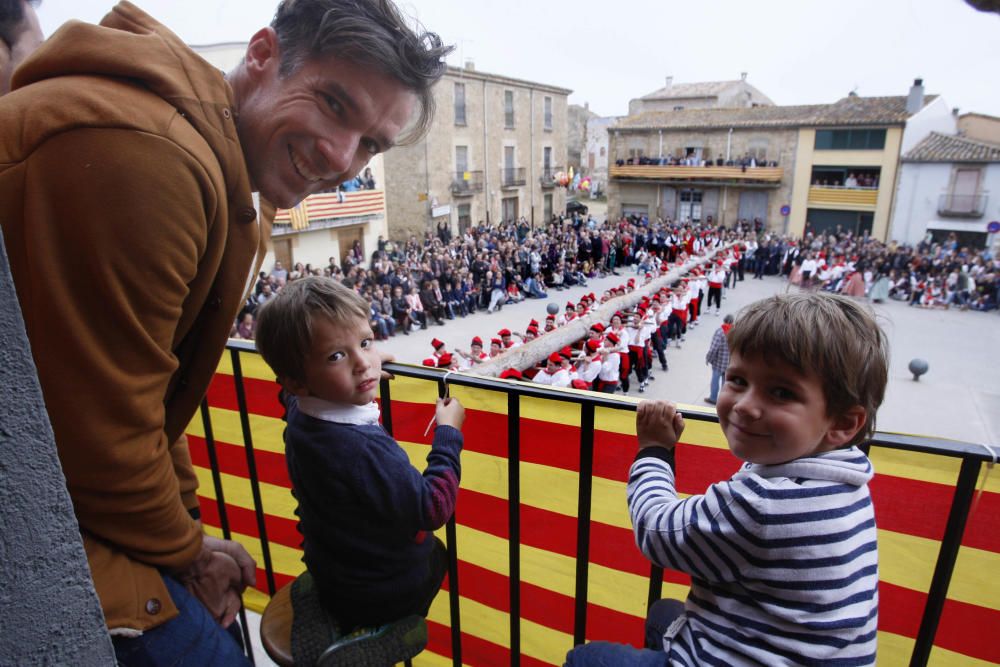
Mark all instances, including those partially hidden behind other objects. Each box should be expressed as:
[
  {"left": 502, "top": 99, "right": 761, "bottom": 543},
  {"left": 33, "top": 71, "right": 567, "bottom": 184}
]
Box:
[
  {"left": 255, "top": 277, "right": 464, "bottom": 648},
  {"left": 567, "top": 291, "right": 888, "bottom": 666}
]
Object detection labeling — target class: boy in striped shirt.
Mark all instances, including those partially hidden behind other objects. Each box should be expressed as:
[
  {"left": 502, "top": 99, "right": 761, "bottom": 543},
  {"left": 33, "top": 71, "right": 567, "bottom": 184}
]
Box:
[{"left": 567, "top": 292, "right": 887, "bottom": 666}]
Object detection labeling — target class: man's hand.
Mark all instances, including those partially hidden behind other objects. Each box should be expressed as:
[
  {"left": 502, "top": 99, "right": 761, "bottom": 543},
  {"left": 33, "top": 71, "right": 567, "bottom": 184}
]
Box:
[
  {"left": 175, "top": 536, "right": 256, "bottom": 627},
  {"left": 636, "top": 400, "right": 685, "bottom": 451},
  {"left": 435, "top": 397, "right": 465, "bottom": 430}
]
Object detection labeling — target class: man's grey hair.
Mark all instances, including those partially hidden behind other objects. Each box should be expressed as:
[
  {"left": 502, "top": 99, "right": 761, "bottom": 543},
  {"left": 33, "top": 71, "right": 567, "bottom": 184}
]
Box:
[
  {"left": 271, "top": 0, "right": 453, "bottom": 144},
  {"left": 0, "top": 0, "right": 39, "bottom": 48}
]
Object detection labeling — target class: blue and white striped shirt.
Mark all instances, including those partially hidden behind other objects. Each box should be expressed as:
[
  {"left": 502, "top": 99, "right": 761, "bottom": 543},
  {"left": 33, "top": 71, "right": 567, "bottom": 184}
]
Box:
[{"left": 628, "top": 446, "right": 878, "bottom": 666}]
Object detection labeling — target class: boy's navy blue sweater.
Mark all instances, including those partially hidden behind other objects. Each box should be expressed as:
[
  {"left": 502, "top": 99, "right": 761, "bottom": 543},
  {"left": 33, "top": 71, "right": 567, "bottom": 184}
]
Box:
[{"left": 283, "top": 396, "right": 463, "bottom": 624}]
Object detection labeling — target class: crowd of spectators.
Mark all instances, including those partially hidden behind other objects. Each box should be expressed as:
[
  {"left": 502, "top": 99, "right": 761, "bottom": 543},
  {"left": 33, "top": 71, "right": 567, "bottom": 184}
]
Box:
[
  {"left": 753, "top": 228, "right": 999, "bottom": 311},
  {"left": 232, "top": 214, "right": 763, "bottom": 342},
  {"left": 616, "top": 151, "right": 778, "bottom": 168},
  {"left": 811, "top": 172, "right": 879, "bottom": 188},
  {"left": 232, "top": 216, "right": 998, "bottom": 347}
]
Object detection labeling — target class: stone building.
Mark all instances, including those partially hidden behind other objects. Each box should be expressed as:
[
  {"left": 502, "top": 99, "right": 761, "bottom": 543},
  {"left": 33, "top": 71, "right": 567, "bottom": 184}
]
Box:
[
  {"left": 567, "top": 102, "right": 599, "bottom": 175},
  {"left": 383, "top": 64, "right": 571, "bottom": 237},
  {"left": 608, "top": 81, "right": 949, "bottom": 240},
  {"left": 628, "top": 74, "right": 774, "bottom": 115},
  {"left": 958, "top": 112, "right": 1000, "bottom": 144},
  {"left": 584, "top": 115, "right": 617, "bottom": 197}
]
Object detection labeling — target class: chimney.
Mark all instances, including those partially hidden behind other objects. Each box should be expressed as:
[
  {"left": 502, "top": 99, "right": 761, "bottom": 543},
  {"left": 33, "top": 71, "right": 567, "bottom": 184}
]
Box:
[
  {"left": 906, "top": 78, "right": 925, "bottom": 114},
  {"left": 740, "top": 71, "right": 747, "bottom": 81},
  {"left": 584, "top": 102, "right": 589, "bottom": 110},
  {"left": 664, "top": 76, "right": 673, "bottom": 89},
  {"left": 952, "top": 107, "right": 960, "bottom": 116},
  {"left": 464, "top": 59, "right": 475, "bottom": 71}
]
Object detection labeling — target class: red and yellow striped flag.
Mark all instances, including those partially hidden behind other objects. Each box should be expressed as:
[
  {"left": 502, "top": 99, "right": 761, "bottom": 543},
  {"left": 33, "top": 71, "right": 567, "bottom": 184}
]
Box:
[{"left": 187, "top": 351, "right": 1000, "bottom": 665}]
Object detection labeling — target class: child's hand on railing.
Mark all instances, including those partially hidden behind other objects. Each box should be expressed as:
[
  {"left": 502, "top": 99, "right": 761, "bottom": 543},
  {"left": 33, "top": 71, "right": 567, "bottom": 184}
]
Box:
[
  {"left": 436, "top": 397, "right": 466, "bottom": 431},
  {"left": 636, "top": 400, "right": 684, "bottom": 451}
]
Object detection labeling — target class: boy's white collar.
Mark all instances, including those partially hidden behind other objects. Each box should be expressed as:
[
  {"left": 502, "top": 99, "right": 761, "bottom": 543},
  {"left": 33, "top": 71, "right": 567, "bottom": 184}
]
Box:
[{"left": 297, "top": 396, "right": 381, "bottom": 425}]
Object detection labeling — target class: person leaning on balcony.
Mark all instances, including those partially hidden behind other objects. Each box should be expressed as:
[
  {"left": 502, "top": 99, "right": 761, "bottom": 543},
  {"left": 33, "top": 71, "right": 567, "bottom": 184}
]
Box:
[{"left": 0, "top": 0, "right": 451, "bottom": 663}]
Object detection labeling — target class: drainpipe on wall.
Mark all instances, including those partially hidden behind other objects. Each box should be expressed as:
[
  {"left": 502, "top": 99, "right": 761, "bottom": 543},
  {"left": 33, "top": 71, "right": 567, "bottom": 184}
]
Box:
[{"left": 483, "top": 80, "right": 490, "bottom": 225}]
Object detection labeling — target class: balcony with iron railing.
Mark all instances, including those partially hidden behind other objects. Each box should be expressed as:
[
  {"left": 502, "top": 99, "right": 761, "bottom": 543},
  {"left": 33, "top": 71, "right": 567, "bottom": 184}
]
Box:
[
  {"left": 938, "top": 193, "right": 988, "bottom": 218},
  {"left": 540, "top": 166, "right": 563, "bottom": 189},
  {"left": 501, "top": 167, "right": 526, "bottom": 189},
  {"left": 807, "top": 185, "right": 880, "bottom": 210},
  {"left": 192, "top": 342, "right": 1000, "bottom": 666},
  {"left": 450, "top": 171, "right": 484, "bottom": 197},
  {"left": 610, "top": 163, "right": 783, "bottom": 187}
]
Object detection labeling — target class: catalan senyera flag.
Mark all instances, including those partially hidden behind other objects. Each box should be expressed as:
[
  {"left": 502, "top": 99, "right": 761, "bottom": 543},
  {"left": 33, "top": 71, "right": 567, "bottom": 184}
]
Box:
[
  {"left": 273, "top": 190, "right": 386, "bottom": 229},
  {"left": 186, "top": 349, "right": 1000, "bottom": 666}
]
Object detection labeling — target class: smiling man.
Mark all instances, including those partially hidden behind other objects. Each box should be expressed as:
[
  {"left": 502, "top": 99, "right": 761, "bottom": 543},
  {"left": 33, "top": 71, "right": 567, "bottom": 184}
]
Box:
[{"left": 0, "top": 0, "right": 451, "bottom": 664}]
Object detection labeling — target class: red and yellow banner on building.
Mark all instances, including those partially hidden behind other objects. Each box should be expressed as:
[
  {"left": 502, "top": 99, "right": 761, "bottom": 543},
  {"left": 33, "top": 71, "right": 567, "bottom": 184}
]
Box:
[{"left": 186, "top": 349, "right": 1000, "bottom": 665}]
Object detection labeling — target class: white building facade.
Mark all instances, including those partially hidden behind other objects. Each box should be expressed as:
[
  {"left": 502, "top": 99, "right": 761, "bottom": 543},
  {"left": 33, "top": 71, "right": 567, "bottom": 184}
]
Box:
[{"left": 891, "top": 132, "right": 1000, "bottom": 248}]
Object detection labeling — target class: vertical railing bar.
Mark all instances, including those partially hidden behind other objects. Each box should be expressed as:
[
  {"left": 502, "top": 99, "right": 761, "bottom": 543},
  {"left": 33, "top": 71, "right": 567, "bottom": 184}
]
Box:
[
  {"left": 573, "top": 403, "right": 596, "bottom": 646},
  {"left": 199, "top": 398, "right": 231, "bottom": 539},
  {"left": 379, "top": 377, "right": 393, "bottom": 435},
  {"left": 200, "top": 398, "right": 253, "bottom": 663},
  {"left": 230, "top": 348, "right": 276, "bottom": 596},
  {"left": 445, "top": 517, "right": 462, "bottom": 667},
  {"left": 644, "top": 447, "right": 674, "bottom": 648},
  {"left": 646, "top": 565, "right": 664, "bottom": 616},
  {"left": 909, "top": 457, "right": 982, "bottom": 667},
  {"left": 436, "top": 376, "right": 463, "bottom": 667},
  {"left": 507, "top": 391, "right": 522, "bottom": 666},
  {"left": 238, "top": 607, "right": 256, "bottom": 666}
]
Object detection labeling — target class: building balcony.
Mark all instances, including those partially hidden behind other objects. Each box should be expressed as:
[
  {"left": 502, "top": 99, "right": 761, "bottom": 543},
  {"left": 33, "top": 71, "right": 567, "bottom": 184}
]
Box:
[
  {"left": 272, "top": 190, "right": 384, "bottom": 235},
  {"left": 451, "top": 170, "right": 484, "bottom": 197},
  {"left": 609, "top": 163, "right": 783, "bottom": 187},
  {"left": 807, "top": 185, "right": 879, "bottom": 210},
  {"left": 501, "top": 167, "right": 526, "bottom": 189},
  {"left": 938, "top": 193, "right": 987, "bottom": 218},
  {"left": 540, "top": 166, "right": 564, "bottom": 189},
  {"left": 188, "top": 341, "right": 999, "bottom": 667}
]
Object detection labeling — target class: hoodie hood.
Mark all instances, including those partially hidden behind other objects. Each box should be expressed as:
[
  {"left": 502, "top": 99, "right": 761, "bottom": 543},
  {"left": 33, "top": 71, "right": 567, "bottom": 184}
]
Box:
[
  {"left": 13, "top": 1, "right": 246, "bottom": 193},
  {"left": 736, "top": 446, "right": 874, "bottom": 487}
]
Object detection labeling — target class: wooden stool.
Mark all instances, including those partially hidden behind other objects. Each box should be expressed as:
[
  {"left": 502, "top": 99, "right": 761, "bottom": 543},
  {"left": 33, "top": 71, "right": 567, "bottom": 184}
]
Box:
[
  {"left": 259, "top": 575, "right": 420, "bottom": 666},
  {"left": 260, "top": 580, "right": 295, "bottom": 666}
]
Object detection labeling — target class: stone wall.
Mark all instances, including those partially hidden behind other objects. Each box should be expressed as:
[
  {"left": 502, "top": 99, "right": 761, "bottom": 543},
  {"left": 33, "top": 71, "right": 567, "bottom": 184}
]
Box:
[{"left": 0, "top": 237, "right": 114, "bottom": 665}]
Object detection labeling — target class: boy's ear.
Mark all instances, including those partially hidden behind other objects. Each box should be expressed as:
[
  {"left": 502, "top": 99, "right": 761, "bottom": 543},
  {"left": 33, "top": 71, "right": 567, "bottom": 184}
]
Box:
[
  {"left": 280, "top": 375, "right": 311, "bottom": 398},
  {"left": 823, "top": 405, "right": 867, "bottom": 448}
]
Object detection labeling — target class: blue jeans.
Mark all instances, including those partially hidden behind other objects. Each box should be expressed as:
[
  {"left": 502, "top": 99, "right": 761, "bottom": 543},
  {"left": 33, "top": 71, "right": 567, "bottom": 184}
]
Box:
[
  {"left": 112, "top": 574, "right": 251, "bottom": 667},
  {"left": 709, "top": 367, "right": 724, "bottom": 402},
  {"left": 564, "top": 599, "right": 683, "bottom": 666}
]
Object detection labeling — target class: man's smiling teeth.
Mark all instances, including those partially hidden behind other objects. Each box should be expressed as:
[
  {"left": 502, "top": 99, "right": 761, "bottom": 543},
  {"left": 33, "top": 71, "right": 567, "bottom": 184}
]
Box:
[{"left": 289, "top": 145, "right": 321, "bottom": 182}]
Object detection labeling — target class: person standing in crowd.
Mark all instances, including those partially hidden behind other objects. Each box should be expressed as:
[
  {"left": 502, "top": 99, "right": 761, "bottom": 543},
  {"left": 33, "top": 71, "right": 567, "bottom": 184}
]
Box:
[
  {"left": 0, "top": 0, "right": 451, "bottom": 662},
  {"left": 704, "top": 313, "right": 733, "bottom": 405}
]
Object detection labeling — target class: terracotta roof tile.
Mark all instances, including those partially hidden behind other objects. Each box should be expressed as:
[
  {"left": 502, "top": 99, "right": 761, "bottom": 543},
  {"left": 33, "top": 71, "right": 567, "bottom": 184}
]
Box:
[
  {"left": 903, "top": 131, "right": 1000, "bottom": 163},
  {"left": 615, "top": 95, "right": 937, "bottom": 131}
]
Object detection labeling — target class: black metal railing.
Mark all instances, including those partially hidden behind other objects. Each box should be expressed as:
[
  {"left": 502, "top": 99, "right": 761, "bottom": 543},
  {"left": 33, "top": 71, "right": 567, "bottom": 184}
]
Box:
[
  {"left": 205, "top": 342, "right": 995, "bottom": 666},
  {"left": 540, "top": 166, "right": 563, "bottom": 188},
  {"left": 502, "top": 167, "right": 526, "bottom": 188},
  {"left": 938, "top": 193, "right": 987, "bottom": 218},
  {"left": 450, "top": 170, "right": 484, "bottom": 196}
]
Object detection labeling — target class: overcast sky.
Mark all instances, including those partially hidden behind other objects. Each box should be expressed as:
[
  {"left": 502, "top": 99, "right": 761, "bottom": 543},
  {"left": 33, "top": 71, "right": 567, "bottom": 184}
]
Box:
[{"left": 36, "top": 0, "right": 1000, "bottom": 119}]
